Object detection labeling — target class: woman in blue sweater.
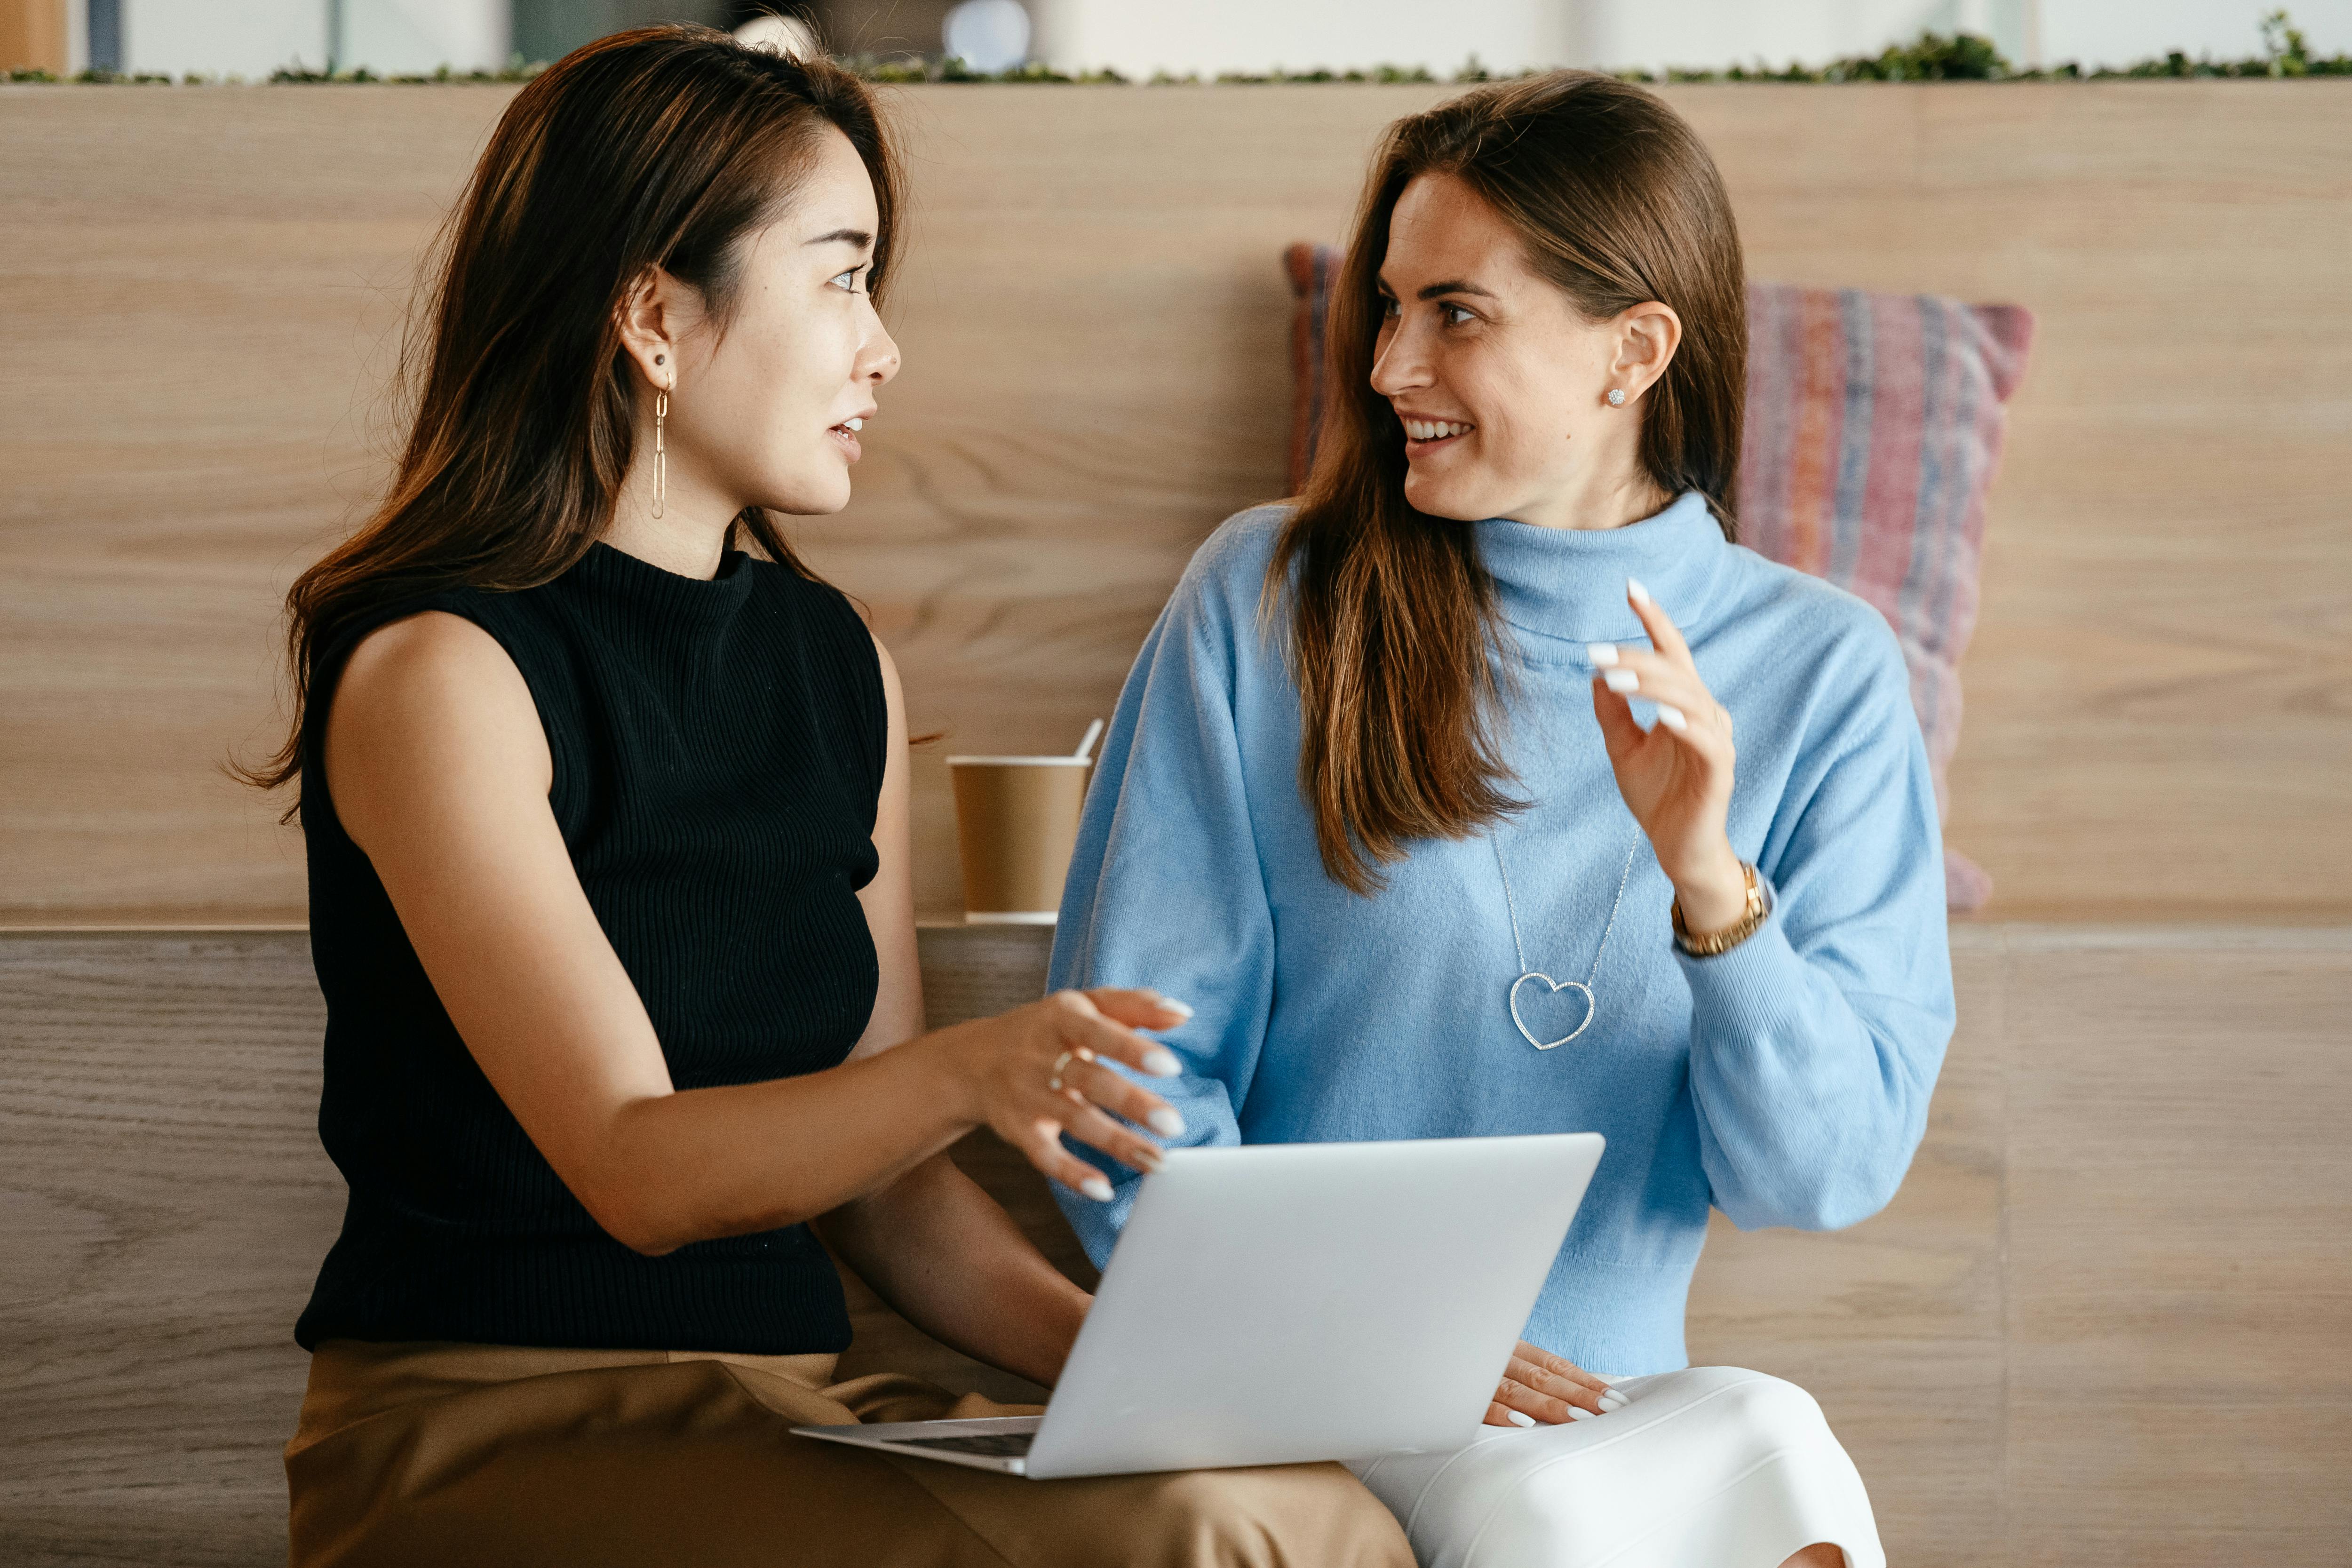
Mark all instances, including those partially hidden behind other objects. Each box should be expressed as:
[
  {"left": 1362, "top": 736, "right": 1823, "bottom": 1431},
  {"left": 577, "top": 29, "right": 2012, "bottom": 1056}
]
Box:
[{"left": 1051, "top": 74, "right": 1953, "bottom": 1568}]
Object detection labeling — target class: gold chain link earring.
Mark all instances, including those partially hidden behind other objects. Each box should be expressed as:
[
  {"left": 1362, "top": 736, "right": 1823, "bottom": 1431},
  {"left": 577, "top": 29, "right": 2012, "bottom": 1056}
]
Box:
[{"left": 651, "top": 366, "right": 670, "bottom": 520}]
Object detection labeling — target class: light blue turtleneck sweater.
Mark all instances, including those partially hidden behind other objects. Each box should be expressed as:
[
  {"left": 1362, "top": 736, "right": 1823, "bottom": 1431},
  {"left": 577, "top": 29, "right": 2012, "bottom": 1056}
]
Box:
[{"left": 1048, "top": 493, "right": 1955, "bottom": 1375}]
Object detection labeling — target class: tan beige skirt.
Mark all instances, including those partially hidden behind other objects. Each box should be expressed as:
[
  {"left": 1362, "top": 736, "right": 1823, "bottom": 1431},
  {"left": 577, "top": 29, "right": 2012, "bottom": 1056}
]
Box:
[{"left": 285, "top": 1340, "right": 1413, "bottom": 1568}]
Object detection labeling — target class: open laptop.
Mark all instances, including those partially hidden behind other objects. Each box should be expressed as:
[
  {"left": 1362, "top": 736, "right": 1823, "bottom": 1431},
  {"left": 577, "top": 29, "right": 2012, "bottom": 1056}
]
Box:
[{"left": 792, "top": 1132, "right": 1603, "bottom": 1479}]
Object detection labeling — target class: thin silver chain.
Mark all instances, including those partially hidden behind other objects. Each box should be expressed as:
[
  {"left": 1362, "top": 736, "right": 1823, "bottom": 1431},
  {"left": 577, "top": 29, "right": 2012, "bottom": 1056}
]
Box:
[{"left": 1493, "top": 831, "right": 1642, "bottom": 990}]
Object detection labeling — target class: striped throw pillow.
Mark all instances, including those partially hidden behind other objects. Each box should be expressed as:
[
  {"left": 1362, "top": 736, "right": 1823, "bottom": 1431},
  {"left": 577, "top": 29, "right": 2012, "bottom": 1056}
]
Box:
[{"left": 1283, "top": 246, "right": 2033, "bottom": 912}]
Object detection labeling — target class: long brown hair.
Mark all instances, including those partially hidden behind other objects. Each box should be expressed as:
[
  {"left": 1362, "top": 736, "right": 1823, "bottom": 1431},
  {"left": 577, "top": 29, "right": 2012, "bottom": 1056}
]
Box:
[
  {"left": 238, "top": 25, "right": 901, "bottom": 808},
  {"left": 1270, "top": 72, "right": 1747, "bottom": 894}
]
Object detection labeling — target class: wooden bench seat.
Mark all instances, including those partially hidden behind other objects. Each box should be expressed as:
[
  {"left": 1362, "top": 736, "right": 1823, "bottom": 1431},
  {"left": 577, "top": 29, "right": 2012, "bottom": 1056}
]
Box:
[{"left": 3, "top": 923, "right": 2344, "bottom": 1566}]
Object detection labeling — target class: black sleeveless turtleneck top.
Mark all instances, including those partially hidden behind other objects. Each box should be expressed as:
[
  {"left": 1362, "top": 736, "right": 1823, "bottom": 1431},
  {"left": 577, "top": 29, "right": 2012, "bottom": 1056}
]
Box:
[{"left": 294, "top": 542, "right": 886, "bottom": 1354}]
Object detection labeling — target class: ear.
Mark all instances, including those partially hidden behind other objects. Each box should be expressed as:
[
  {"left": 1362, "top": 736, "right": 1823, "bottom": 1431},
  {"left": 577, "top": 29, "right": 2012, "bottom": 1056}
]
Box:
[
  {"left": 1612, "top": 302, "right": 1684, "bottom": 403},
  {"left": 615, "top": 264, "right": 690, "bottom": 390}
]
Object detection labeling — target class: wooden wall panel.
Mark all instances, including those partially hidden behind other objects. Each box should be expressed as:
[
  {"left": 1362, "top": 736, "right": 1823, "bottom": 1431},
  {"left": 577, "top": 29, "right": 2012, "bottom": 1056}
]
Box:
[
  {"left": 1999, "top": 928, "right": 2352, "bottom": 1563},
  {"left": 2, "top": 81, "right": 2348, "bottom": 923},
  {"left": 1684, "top": 942, "right": 2009, "bottom": 1566},
  {"left": 0, "top": 931, "right": 336, "bottom": 1567}
]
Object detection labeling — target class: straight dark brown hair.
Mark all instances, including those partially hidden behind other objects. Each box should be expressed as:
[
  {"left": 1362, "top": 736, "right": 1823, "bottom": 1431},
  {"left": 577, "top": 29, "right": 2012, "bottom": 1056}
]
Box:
[
  {"left": 1270, "top": 71, "right": 1747, "bottom": 893},
  {"left": 237, "top": 25, "right": 901, "bottom": 809}
]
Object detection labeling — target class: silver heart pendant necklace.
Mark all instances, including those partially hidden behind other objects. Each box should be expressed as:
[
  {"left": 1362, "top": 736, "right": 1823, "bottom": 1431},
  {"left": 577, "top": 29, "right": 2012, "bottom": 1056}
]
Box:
[{"left": 1493, "top": 829, "right": 1642, "bottom": 1050}]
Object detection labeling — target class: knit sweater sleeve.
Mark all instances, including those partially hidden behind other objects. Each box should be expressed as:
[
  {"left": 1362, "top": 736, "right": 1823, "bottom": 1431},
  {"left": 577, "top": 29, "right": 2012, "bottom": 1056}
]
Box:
[
  {"left": 1678, "top": 611, "right": 1957, "bottom": 1232},
  {"left": 1045, "top": 526, "right": 1275, "bottom": 1266}
]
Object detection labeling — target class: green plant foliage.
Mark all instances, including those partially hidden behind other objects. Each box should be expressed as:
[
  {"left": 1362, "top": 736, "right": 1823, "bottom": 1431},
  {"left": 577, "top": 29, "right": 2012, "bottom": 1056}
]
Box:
[
  {"left": 269, "top": 56, "right": 546, "bottom": 84},
  {"left": 1211, "top": 64, "right": 1437, "bottom": 84},
  {"left": 1625, "top": 8, "right": 2347, "bottom": 81},
  {"left": 834, "top": 53, "right": 1126, "bottom": 84}
]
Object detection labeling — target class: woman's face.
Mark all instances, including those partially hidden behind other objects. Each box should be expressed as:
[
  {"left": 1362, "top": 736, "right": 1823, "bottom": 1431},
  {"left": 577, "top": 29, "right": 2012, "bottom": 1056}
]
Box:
[
  {"left": 662, "top": 125, "right": 900, "bottom": 517},
  {"left": 1370, "top": 172, "right": 1674, "bottom": 530}
]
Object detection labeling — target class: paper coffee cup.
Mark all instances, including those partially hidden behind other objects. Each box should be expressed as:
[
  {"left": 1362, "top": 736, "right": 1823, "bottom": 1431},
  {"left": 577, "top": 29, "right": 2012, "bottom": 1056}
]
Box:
[{"left": 947, "top": 756, "right": 1093, "bottom": 924}]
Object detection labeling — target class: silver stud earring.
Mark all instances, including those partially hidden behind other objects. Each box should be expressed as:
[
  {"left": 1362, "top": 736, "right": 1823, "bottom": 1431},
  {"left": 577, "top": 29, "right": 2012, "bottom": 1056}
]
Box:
[{"left": 1606, "top": 387, "right": 1628, "bottom": 407}]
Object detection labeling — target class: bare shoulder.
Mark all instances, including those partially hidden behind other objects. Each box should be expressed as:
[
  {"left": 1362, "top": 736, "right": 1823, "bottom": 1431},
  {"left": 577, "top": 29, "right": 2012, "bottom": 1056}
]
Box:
[
  {"left": 334, "top": 610, "right": 538, "bottom": 740},
  {"left": 326, "top": 610, "right": 551, "bottom": 842},
  {"left": 865, "top": 627, "right": 904, "bottom": 696}
]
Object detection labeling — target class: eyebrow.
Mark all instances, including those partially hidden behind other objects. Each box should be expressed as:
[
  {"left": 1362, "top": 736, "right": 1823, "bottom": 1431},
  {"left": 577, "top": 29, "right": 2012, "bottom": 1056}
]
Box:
[
  {"left": 1374, "top": 274, "right": 1498, "bottom": 301},
  {"left": 803, "top": 227, "right": 873, "bottom": 250}
]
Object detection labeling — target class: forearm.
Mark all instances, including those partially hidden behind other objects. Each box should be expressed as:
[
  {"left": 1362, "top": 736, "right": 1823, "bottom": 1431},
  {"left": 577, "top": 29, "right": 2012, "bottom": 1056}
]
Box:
[
  {"left": 816, "top": 1152, "right": 1091, "bottom": 1388},
  {"left": 1682, "top": 911, "right": 1947, "bottom": 1230},
  {"left": 595, "top": 1027, "right": 979, "bottom": 1254}
]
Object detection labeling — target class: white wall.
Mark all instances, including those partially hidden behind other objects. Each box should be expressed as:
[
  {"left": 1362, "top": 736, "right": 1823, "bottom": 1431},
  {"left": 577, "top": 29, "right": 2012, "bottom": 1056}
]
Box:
[
  {"left": 116, "top": 0, "right": 509, "bottom": 78},
  {"left": 1576, "top": 0, "right": 1974, "bottom": 75},
  {"left": 342, "top": 0, "right": 509, "bottom": 73},
  {"left": 1033, "top": 0, "right": 2352, "bottom": 76},
  {"left": 2038, "top": 0, "right": 2350, "bottom": 68},
  {"left": 122, "top": 0, "right": 326, "bottom": 76},
  {"left": 1028, "top": 0, "right": 1578, "bottom": 78}
]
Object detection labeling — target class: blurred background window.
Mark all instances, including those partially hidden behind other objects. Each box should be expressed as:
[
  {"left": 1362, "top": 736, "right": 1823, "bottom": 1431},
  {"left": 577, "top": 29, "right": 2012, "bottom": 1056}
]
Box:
[
  {"left": 4, "top": 1, "right": 2352, "bottom": 81},
  {"left": 4, "top": 2, "right": 2349, "bottom": 89}
]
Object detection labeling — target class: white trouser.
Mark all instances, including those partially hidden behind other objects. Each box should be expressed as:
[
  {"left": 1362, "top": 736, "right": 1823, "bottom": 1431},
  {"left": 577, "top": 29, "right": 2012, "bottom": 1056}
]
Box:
[{"left": 1347, "top": 1366, "right": 1884, "bottom": 1568}]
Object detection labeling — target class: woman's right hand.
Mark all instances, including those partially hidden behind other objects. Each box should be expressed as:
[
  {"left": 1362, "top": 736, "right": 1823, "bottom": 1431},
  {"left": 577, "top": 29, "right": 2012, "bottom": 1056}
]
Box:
[{"left": 938, "top": 988, "right": 1192, "bottom": 1200}]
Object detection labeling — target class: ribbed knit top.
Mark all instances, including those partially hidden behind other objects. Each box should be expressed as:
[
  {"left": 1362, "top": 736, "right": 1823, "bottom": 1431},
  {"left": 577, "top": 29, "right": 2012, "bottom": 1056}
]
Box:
[{"left": 294, "top": 541, "right": 887, "bottom": 1354}]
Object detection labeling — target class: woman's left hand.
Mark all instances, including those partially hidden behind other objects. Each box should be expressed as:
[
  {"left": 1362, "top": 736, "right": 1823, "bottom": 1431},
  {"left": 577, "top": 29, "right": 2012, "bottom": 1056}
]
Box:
[
  {"left": 1484, "top": 1339, "right": 1626, "bottom": 1426},
  {"left": 1589, "top": 579, "right": 1749, "bottom": 934}
]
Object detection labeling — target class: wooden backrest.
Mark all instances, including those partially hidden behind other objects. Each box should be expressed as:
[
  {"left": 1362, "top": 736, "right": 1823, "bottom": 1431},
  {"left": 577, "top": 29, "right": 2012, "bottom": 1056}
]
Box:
[{"left": 8, "top": 925, "right": 2346, "bottom": 1564}]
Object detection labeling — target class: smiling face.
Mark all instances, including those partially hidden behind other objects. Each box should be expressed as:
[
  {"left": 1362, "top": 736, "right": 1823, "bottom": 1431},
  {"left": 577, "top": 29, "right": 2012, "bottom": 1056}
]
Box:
[
  {"left": 1372, "top": 171, "right": 1677, "bottom": 531},
  {"left": 654, "top": 124, "right": 900, "bottom": 518}
]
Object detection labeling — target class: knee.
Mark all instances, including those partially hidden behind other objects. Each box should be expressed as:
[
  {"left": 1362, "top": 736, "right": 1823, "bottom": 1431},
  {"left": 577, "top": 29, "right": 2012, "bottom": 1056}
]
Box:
[
  {"left": 1148, "top": 1464, "right": 1413, "bottom": 1565},
  {"left": 1702, "top": 1369, "right": 1835, "bottom": 1446}
]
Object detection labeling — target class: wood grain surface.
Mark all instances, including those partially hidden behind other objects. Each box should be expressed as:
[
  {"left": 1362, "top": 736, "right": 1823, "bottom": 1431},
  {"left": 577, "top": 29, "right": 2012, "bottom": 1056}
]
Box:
[
  {"left": 4, "top": 925, "right": 2346, "bottom": 1565},
  {"left": 1, "top": 82, "right": 2346, "bottom": 924}
]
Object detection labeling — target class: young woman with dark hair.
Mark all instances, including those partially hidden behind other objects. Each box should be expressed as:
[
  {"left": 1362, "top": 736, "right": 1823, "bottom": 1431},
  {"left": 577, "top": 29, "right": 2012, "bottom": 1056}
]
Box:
[
  {"left": 249, "top": 26, "right": 1412, "bottom": 1566},
  {"left": 1054, "top": 73, "right": 1954, "bottom": 1567}
]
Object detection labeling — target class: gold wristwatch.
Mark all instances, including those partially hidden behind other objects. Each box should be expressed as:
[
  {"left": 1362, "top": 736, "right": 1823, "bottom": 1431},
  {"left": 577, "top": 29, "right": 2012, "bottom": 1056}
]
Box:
[{"left": 1672, "top": 860, "right": 1770, "bottom": 957}]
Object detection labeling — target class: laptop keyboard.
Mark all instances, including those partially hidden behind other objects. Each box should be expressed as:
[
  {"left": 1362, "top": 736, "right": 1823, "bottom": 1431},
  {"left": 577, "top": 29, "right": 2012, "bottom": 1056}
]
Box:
[{"left": 893, "top": 1432, "right": 1037, "bottom": 1458}]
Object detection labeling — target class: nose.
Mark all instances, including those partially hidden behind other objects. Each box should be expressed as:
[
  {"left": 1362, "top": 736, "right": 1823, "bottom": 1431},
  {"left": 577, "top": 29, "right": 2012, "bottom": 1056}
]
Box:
[
  {"left": 1368, "top": 317, "right": 1430, "bottom": 400},
  {"left": 861, "top": 317, "right": 901, "bottom": 388}
]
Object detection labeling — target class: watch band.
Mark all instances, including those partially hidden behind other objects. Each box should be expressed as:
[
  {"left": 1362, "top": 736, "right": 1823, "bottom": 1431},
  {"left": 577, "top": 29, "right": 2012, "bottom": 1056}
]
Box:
[{"left": 1672, "top": 860, "right": 1769, "bottom": 957}]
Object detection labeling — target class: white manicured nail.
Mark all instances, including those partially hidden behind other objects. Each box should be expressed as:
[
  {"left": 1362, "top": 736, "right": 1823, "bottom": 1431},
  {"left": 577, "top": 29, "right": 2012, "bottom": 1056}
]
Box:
[
  {"left": 1586, "top": 642, "right": 1620, "bottom": 667},
  {"left": 1143, "top": 1049, "right": 1182, "bottom": 1078},
  {"left": 1505, "top": 1409, "right": 1536, "bottom": 1428},
  {"left": 1157, "top": 997, "right": 1194, "bottom": 1019},
  {"left": 1656, "top": 704, "right": 1688, "bottom": 732},
  {"left": 1599, "top": 1391, "right": 1627, "bottom": 1409},
  {"left": 1627, "top": 576, "right": 1652, "bottom": 606},
  {"left": 1567, "top": 1405, "right": 1597, "bottom": 1421},
  {"left": 1147, "top": 1107, "right": 1186, "bottom": 1138},
  {"left": 1080, "top": 1175, "right": 1114, "bottom": 1201},
  {"left": 1604, "top": 669, "right": 1640, "bottom": 694}
]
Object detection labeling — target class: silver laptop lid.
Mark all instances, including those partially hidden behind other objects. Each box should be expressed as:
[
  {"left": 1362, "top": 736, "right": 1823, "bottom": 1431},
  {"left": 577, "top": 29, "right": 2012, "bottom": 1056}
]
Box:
[{"left": 1027, "top": 1132, "right": 1604, "bottom": 1479}]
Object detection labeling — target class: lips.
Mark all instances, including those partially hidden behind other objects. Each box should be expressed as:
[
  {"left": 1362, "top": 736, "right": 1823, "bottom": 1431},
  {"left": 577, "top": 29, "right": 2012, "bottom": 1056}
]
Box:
[{"left": 827, "top": 411, "right": 873, "bottom": 459}]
